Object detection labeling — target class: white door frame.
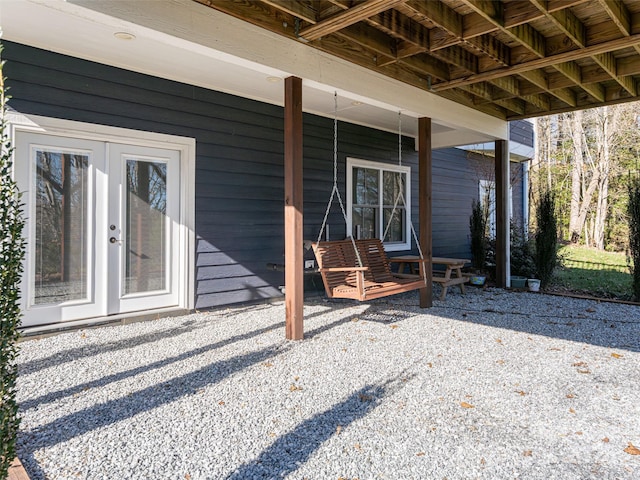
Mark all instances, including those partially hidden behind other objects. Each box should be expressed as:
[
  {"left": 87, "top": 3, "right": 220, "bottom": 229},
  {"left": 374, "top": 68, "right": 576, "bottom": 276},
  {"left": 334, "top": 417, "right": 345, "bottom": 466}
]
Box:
[
  {"left": 107, "top": 143, "right": 181, "bottom": 314},
  {"left": 10, "top": 113, "right": 195, "bottom": 329}
]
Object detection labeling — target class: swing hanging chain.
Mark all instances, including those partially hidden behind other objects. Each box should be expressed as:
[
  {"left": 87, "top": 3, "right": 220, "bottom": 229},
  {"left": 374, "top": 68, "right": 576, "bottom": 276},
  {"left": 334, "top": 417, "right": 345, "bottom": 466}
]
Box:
[
  {"left": 334, "top": 92, "right": 338, "bottom": 187},
  {"left": 398, "top": 110, "right": 402, "bottom": 167},
  {"left": 383, "top": 111, "right": 404, "bottom": 241},
  {"left": 316, "top": 92, "right": 364, "bottom": 268},
  {"left": 383, "top": 110, "right": 407, "bottom": 243},
  {"left": 382, "top": 111, "right": 427, "bottom": 284},
  {"left": 317, "top": 186, "right": 337, "bottom": 245}
]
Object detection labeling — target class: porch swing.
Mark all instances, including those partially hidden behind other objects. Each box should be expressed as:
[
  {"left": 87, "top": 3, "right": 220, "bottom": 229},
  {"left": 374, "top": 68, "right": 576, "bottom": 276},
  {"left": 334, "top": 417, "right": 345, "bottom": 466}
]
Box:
[{"left": 312, "top": 95, "right": 428, "bottom": 301}]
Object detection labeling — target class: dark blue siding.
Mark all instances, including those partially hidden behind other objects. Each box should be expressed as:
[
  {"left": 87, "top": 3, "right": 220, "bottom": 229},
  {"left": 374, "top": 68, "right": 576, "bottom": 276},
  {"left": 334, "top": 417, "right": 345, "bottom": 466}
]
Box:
[
  {"left": 510, "top": 120, "right": 534, "bottom": 147},
  {"left": 5, "top": 41, "right": 527, "bottom": 309}
]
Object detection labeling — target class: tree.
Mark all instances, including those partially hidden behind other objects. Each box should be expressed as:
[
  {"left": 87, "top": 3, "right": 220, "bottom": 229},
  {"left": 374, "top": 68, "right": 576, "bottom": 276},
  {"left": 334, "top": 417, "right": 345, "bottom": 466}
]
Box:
[
  {"left": 0, "top": 44, "right": 25, "bottom": 480},
  {"left": 469, "top": 199, "right": 487, "bottom": 272},
  {"left": 568, "top": 110, "right": 584, "bottom": 243},
  {"left": 533, "top": 104, "right": 640, "bottom": 252},
  {"left": 534, "top": 189, "right": 557, "bottom": 289},
  {"left": 629, "top": 176, "right": 640, "bottom": 301}
]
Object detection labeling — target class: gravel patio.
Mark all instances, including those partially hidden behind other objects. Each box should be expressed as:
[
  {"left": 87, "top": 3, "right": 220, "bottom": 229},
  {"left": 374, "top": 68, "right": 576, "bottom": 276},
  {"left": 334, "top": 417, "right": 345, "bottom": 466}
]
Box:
[{"left": 16, "top": 288, "right": 640, "bottom": 479}]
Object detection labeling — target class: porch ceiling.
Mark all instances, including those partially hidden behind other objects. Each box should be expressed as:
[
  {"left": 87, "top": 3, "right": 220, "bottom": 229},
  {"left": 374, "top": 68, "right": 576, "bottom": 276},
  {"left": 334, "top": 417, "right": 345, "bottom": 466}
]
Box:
[
  {"left": 4, "top": 0, "right": 514, "bottom": 147},
  {"left": 197, "top": 0, "right": 640, "bottom": 120}
]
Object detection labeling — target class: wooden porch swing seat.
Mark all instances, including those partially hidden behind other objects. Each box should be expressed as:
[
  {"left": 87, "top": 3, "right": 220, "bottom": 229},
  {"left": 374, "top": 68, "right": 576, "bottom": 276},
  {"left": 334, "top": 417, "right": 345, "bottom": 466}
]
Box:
[{"left": 312, "top": 238, "right": 426, "bottom": 301}]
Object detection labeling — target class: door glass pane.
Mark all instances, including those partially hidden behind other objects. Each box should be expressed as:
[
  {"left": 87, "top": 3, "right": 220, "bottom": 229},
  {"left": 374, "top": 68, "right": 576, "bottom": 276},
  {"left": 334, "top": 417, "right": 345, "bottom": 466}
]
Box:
[
  {"left": 125, "top": 159, "right": 167, "bottom": 294},
  {"left": 34, "top": 149, "right": 89, "bottom": 305}
]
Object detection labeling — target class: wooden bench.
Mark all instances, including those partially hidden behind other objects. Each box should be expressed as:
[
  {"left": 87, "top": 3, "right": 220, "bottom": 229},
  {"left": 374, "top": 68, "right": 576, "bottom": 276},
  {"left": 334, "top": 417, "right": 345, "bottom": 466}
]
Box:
[
  {"left": 312, "top": 238, "right": 427, "bottom": 301},
  {"left": 390, "top": 255, "right": 470, "bottom": 300}
]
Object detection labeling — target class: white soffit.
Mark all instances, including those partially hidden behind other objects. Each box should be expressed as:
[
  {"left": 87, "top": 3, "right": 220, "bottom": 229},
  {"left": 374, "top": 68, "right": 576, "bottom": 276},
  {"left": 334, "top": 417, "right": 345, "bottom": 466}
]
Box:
[{"left": 1, "top": 0, "right": 508, "bottom": 148}]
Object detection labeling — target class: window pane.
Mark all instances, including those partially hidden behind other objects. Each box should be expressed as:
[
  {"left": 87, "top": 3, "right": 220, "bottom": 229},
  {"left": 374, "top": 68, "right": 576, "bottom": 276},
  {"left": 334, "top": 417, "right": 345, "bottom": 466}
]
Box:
[
  {"left": 353, "top": 167, "right": 378, "bottom": 205},
  {"left": 34, "top": 150, "right": 89, "bottom": 305},
  {"left": 352, "top": 207, "right": 377, "bottom": 239},
  {"left": 125, "top": 160, "right": 167, "bottom": 294},
  {"left": 383, "top": 171, "right": 405, "bottom": 206},
  {"left": 383, "top": 207, "right": 405, "bottom": 243}
]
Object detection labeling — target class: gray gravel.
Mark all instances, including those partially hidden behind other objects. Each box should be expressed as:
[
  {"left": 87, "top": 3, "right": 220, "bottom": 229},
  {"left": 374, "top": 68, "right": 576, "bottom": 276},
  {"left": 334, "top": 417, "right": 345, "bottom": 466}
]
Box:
[{"left": 16, "top": 288, "right": 640, "bottom": 479}]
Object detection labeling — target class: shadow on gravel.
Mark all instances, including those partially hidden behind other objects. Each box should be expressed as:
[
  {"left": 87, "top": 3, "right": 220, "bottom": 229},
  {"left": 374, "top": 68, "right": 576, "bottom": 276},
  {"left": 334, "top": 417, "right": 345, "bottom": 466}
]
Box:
[
  {"left": 226, "top": 373, "right": 412, "bottom": 479},
  {"left": 21, "top": 307, "right": 365, "bottom": 412},
  {"left": 387, "top": 290, "right": 640, "bottom": 353},
  {"left": 18, "top": 318, "right": 210, "bottom": 376},
  {"left": 19, "top": 322, "right": 281, "bottom": 412},
  {"left": 19, "top": 343, "right": 290, "bottom": 452},
  {"left": 17, "top": 308, "right": 370, "bottom": 479},
  {"left": 314, "top": 299, "right": 420, "bottom": 325},
  {"left": 18, "top": 302, "right": 344, "bottom": 378}
]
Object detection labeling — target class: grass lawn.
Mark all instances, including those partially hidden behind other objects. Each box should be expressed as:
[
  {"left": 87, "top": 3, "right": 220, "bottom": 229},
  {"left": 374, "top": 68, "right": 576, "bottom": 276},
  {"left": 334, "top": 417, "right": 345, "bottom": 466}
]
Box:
[{"left": 552, "top": 244, "right": 634, "bottom": 300}]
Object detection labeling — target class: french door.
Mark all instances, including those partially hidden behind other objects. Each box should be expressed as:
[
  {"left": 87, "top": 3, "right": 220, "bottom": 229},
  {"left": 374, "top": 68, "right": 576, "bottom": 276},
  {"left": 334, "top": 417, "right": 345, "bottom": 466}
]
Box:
[{"left": 16, "top": 132, "right": 180, "bottom": 327}]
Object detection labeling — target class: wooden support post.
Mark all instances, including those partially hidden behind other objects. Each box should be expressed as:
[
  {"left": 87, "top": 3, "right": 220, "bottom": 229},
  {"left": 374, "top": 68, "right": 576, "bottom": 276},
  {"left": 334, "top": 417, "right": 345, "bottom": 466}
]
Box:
[
  {"left": 495, "top": 139, "right": 510, "bottom": 288},
  {"left": 418, "top": 117, "right": 433, "bottom": 308},
  {"left": 284, "top": 76, "right": 304, "bottom": 340}
]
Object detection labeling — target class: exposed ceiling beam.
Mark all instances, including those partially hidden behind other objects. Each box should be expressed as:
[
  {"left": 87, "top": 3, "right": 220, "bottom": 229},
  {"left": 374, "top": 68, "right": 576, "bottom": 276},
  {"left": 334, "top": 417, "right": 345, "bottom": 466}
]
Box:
[
  {"left": 328, "top": 0, "right": 430, "bottom": 67},
  {"left": 490, "top": 76, "right": 520, "bottom": 97},
  {"left": 400, "top": 53, "right": 451, "bottom": 81},
  {"left": 458, "top": 0, "right": 559, "bottom": 113},
  {"left": 522, "top": 93, "right": 551, "bottom": 111},
  {"left": 598, "top": 0, "right": 631, "bottom": 36},
  {"left": 508, "top": 23, "right": 546, "bottom": 58},
  {"left": 299, "top": 0, "right": 407, "bottom": 42},
  {"left": 430, "top": 45, "right": 478, "bottom": 73},
  {"left": 334, "top": 22, "right": 398, "bottom": 65},
  {"left": 372, "top": 9, "right": 430, "bottom": 48},
  {"left": 261, "top": 0, "right": 317, "bottom": 24},
  {"left": 598, "top": 0, "right": 640, "bottom": 57},
  {"left": 495, "top": 97, "right": 526, "bottom": 115},
  {"left": 553, "top": 61, "right": 606, "bottom": 101},
  {"left": 531, "top": 0, "right": 636, "bottom": 98},
  {"left": 465, "top": 35, "right": 511, "bottom": 67},
  {"left": 199, "top": 0, "right": 640, "bottom": 120},
  {"left": 543, "top": 3, "right": 586, "bottom": 47},
  {"left": 519, "top": 69, "right": 577, "bottom": 106},
  {"left": 404, "top": 0, "right": 462, "bottom": 39},
  {"left": 433, "top": 33, "right": 640, "bottom": 92},
  {"left": 593, "top": 52, "right": 637, "bottom": 96},
  {"left": 462, "top": 0, "right": 504, "bottom": 26}
]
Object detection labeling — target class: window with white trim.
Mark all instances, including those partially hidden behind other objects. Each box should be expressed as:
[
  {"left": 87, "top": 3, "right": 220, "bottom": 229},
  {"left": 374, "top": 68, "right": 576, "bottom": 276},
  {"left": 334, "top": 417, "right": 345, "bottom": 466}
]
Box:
[{"left": 347, "top": 158, "right": 411, "bottom": 251}]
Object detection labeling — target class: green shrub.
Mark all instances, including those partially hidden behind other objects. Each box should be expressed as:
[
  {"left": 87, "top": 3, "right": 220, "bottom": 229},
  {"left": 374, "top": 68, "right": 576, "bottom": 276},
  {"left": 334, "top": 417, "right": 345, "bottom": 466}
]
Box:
[
  {"left": 0, "top": 45, "right": 25, "bottom": 480},
  {"left": 534, "top": 189, "right": 558, "bottom": 289},
  {"left": 628, "top": 176, "right": 640, "bottom": 301},
  {"left": 510, "top": 221, "right": 536, "bottom": 278},
  {"left": 469, "top": 199, "right": 487, "bottom": 271}
]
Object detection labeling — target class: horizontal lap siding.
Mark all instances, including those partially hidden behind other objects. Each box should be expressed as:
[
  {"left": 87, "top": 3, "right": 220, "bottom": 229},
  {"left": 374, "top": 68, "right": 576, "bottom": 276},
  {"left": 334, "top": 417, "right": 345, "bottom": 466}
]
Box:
[
  {"left": 5, "top": 41, "right": 527, "bottom": 309},
  {"left": 511, "top": 163, "right": 525, "bottom": 227},
  {"left": 510, "top": 120, "right": 534, "bottom": 147},
  {"left": 432, "top": 149, "right": 477, "bottom": 258},
  {"left": 4, "top": 41, "right": 286, "bottom": 309}
]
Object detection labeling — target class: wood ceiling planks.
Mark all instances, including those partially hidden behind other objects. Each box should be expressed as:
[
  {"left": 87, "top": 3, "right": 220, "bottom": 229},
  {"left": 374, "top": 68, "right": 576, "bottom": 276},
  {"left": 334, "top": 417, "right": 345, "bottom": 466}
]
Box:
[{"left": 196, "top": 0, "right": 640, "bottom": 120}]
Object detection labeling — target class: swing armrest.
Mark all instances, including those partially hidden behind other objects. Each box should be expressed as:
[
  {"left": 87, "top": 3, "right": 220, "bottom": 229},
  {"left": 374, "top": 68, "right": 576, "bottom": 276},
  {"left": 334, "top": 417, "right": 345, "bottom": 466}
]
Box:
[{"left": 319, "top": 266, "right": 369, "bottom": 272}]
